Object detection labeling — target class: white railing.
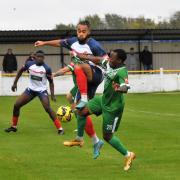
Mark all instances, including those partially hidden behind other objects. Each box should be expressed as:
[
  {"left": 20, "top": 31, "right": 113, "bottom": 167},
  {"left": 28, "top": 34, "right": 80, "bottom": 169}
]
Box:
[{"left": 1, "top": 69, "right": 180, "bottom": 95}]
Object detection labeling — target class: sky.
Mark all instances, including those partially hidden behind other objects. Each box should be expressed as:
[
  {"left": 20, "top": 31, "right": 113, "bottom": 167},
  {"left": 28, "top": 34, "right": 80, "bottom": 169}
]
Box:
[{"left": 0, "top": 0, "right": 180, "bottom": 30}]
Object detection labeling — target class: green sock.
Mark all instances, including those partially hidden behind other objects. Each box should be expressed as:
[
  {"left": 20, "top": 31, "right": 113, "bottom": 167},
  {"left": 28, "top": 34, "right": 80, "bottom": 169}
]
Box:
[
  {"left": 77, "top": 115, "right": 86, "bottom": 137},
  {"left": 108, "top": 135, "right": 128, "bottom": 156}
]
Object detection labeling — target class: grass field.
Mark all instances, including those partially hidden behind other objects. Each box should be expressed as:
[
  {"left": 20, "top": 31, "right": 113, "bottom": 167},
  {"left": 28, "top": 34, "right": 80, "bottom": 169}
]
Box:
[{"left": 0, "top": 93, "right": 180, "bottom": 180}]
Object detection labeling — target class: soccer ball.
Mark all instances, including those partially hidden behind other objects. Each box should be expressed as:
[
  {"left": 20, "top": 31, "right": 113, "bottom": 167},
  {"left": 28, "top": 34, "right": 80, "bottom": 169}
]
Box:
[{"left": 56, "top": 106, "right": 73, "bottom": 122}]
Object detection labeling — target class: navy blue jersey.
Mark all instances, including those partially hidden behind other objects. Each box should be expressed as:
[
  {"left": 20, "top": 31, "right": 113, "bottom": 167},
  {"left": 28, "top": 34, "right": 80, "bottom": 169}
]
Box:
[{"left": 60, "top": 37, "right": 107, "bottom": 57}]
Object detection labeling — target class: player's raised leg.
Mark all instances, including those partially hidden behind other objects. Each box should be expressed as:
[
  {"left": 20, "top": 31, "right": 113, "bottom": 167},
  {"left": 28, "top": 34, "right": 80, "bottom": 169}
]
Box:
[
  {"left": 74, "top": 65, "right": 88, "bottom": 109},
  {"left": 39, "top": 91, "right": 64, "bottom": 135},
  {"left": 5, "top": 90, "right": 34, "bottom": 132}
]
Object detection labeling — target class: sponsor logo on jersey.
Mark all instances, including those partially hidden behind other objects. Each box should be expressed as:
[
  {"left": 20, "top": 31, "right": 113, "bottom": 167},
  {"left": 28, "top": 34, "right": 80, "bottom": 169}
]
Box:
[{"left": 31, "top": 75, "right": 42, "bottom": 81}]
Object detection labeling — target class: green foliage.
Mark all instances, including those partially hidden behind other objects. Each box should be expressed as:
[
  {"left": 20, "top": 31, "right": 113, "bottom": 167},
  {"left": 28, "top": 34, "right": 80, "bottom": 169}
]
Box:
[
  {"left": 157, "top": 20, "right": 171, "bottom": 29},
  {"left": 54, "top": 11, "right": 180, "bottom": 30},
  {"left": 169, "top": 11, "right": 180, "bottom": 28},
  {"left": 55, "top": 23, "right": 75, "bottom": 30},
  {"left": 81, "top": 14, "right": 106, "bottom": 29},
  {"left": 105, "top": 14, "right": 129, "bottom": 29},
  {"left": 0, "top": 93, "right": 180, "bottom": 179},
  {"left": 128, "top": 16, "right": 157, "bottom": 29}
]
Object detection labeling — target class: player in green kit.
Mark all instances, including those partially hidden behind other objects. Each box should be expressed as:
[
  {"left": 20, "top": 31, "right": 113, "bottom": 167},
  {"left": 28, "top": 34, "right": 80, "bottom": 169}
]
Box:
[{"left": 67, "top": 49, "right": 136, "bottom": 171}]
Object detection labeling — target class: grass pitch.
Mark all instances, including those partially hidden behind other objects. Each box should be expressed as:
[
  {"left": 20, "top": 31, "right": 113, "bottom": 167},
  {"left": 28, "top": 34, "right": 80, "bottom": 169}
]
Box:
[{"left": 0, "top": 93, "right": 180, "bottom": 180}]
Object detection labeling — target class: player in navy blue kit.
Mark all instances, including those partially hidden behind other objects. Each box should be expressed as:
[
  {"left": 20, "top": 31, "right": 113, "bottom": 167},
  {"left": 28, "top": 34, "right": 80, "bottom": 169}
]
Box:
[
  {"left": 35, "top": 20, "right": 108, "bottom": 109},
  {"left": 5, "top": 50, "right": 64, "bottom": 135},
  {"left": 35, "top": 21, "right": 108, "bottom": 157}
]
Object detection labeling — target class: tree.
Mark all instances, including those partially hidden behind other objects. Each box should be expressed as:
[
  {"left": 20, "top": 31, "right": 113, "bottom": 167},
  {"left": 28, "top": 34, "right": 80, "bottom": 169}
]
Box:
[
  {"left": 55, "top": 23, "right": 75, "bottom": 30},
  {"left": 169, "top": 11, "right": 180, "bottom": 28},
  {"left": 54, "top": 11, "right": 180, "bottom": 30},
  {"left": 128, "top": 16, "right": 156, "bottom": 29},
  {"left": 105, "top": 14, "right": 128, "bottom": 29},
  {"left": 81, "top": 14, "right": 105, "bottom": 29},
  {"left": 157, "top": 20, "right": 171, "bottom": 29},
  {"left": 104, "top": 14, "right": 157, "bottom": 29}
]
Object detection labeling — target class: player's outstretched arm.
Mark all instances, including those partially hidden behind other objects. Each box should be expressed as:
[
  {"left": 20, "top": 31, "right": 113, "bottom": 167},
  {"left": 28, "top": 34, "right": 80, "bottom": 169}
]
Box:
[
  {"left": 53, "top": 66, "right": 71, "bottom": 77},
  {"left": 78, "top": 53, "right": 103, "bottom": 64},
  {"left": 34, "top": 39, "right": 61, "bottom": 47},
  {"left": 11, "top": 67, "right": 24, "bottom": 92},
  {"left": 71, "top": 51, "right": 107, "bottom": 65}
]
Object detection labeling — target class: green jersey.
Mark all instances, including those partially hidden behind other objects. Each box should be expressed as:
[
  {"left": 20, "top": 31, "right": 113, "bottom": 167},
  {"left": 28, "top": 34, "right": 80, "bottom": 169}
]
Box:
[{"left": 102, "top": 61, "right": 129, "bottom": 112}]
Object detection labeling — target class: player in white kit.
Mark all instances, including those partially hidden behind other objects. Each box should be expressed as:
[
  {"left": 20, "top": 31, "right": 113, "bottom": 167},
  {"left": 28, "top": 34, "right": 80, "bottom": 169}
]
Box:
[{"left": 5, "top": 50, "right": 64, "bottom": 135}]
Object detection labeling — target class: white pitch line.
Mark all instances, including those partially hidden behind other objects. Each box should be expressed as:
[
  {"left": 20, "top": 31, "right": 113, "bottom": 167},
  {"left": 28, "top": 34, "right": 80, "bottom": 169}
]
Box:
[{"left": 127, "top": 108, "right": 180, "bottom": 118}]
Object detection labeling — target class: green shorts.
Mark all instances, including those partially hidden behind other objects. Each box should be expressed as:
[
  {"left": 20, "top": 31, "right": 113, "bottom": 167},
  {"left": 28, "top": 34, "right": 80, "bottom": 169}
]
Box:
[{"left": 87, "top": 96, "right": 124, "bottom": 133}]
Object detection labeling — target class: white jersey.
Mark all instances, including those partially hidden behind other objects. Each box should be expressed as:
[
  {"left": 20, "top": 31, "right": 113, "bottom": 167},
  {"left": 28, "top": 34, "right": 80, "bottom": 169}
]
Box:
[
  {"left": 23, "top": 61, "right": 52, "bottom": 92},
  {"left": 60, "top": 37, "right": 108, "bottom": 68}
]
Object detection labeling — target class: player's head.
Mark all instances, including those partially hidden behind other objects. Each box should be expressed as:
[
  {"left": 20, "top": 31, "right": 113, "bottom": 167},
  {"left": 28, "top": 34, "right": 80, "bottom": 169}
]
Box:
[
  {"left": 35, "top": 50, "right": 45, "bottom": 65},
  {"left": 109, "top": 49, "right": 127, "bottom": 68},
  {"left": 76, "top": 20, "right": 90, "bottom": 44}
]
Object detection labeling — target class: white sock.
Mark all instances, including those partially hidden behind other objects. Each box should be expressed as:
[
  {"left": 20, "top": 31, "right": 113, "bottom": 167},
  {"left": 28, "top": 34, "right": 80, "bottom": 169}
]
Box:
[
  {"left": 81, "top": 94, "right": 88, "bottom": 102},
  {"left": 91, "top": 134, "right": 99, "bottom": 145},
  {"left": 76, "top": 136, "right": 84, "bottom": 141},
  {"left": 125, "top": 151, "right": 131, "bottom": 157}
]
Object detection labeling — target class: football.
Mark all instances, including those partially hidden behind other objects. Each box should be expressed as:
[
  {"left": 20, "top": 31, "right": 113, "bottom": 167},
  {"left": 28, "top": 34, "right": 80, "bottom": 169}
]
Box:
[{"left": 56, "top": 106, "right": 73, "bottom": 122}]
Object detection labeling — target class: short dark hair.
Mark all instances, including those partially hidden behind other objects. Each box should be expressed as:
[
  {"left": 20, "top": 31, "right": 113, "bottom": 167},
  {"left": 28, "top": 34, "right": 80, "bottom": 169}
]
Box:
[
  {"left": 113, "top": 49, "right": 127, "bottom": 62},
  {"left": 78, "top": 20, "right": 90, "bottom": 28},
  {"left": 36, "top": 50, "right": 45, "bottom": 57}
]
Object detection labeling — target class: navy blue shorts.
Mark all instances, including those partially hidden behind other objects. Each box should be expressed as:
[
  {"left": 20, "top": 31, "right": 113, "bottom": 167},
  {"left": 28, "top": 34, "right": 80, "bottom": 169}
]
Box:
[
  {"left": 88, "top": 65, "right": 103, "bottom": 99},
  {"left": 90, "top": 65, "right": 103, "bottom": 86},
  {"left": 24, "top": 88, "right": 48, "bottom": 100},
  {"left": 76, "top": 65, "right": 103, "bottom": 102}
]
